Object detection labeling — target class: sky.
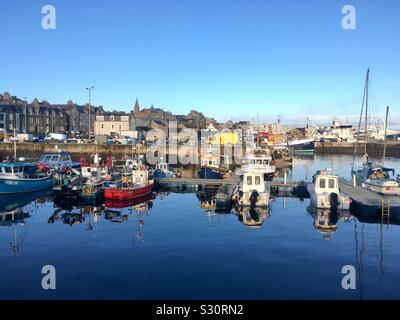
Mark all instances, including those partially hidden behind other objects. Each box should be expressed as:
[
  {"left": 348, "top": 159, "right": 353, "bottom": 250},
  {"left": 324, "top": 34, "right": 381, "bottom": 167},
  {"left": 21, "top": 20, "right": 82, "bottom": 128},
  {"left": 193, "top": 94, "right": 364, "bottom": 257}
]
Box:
[{"left": 0, "top": 0, "right": 399, "bottom": 126}]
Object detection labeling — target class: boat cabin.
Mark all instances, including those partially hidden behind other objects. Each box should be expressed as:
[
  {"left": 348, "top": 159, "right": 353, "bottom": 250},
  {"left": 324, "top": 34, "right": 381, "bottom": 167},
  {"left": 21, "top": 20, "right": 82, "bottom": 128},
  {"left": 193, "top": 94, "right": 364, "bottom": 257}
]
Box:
[
  {"left": 38, "top": 152, "right": 73, "bottom": 168},
  {"left": 0, "top": 162, "right": 39, "bottom": 179},
  {"left": 242, "top": 172, "right": 266, "bottom": 193},
  {"left": 312, "top": 170, "right": 339, "bottom": 194},
  {"left": 200, "top": 156, "right": 219, "bottom": 168},
  {"left": 155, "top": 162, "right": 169, "bottom": 171}
]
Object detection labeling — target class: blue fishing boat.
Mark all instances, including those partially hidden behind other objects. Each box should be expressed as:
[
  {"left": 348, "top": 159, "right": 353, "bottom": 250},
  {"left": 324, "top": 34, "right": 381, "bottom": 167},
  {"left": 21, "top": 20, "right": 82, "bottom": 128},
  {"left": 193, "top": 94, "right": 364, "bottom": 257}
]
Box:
[
  {"left": 154, "top": 162, "right": 175, "bottom": 181},
  {"left": 0, "top": 162, "right": 53, "bottom": 195},
  {"left": 197, "top": 146, "right": 224, "bottom": 179}
]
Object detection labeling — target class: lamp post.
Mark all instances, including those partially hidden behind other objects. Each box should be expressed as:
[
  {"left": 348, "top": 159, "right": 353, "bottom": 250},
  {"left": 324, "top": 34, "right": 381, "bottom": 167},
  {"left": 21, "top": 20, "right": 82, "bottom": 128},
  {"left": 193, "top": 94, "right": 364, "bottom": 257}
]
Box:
[
  {"left": 86, "top": 86, "right": 94, "bottom": 141},
  {"left": 23, "top": 97, "right": 27, "bottom": 134}
]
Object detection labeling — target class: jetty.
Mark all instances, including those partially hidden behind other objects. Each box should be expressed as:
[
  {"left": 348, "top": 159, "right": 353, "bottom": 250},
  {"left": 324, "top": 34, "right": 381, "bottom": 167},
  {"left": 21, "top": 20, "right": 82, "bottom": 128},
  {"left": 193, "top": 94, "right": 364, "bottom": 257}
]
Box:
[
  {"left": 339, "top": 179, "right": 400, "bottom": 217},
  {"left": 158, "top": 177, "right": 309, "bottom": 197}
]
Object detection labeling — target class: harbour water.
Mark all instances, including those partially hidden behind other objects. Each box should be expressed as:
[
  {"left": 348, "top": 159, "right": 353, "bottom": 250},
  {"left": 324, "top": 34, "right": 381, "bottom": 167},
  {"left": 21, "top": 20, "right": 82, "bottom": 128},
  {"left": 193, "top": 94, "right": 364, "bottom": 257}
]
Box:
[{"left": 1, "top": 154, "right": 400, "bottom": 300}]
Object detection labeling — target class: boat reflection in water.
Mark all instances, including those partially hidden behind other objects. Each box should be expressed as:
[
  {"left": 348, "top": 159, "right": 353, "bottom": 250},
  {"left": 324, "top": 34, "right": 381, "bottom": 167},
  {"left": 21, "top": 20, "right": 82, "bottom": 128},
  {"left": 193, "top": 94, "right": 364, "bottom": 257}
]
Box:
[
  {"left": 233, "top": 206, "right": 270, "bottom": 228},
  {"left": 307, "top": 205, "right": 353, "bottom": 240},
  {"left": 0, "top": 189, "right": 52, "bottom": 254}
]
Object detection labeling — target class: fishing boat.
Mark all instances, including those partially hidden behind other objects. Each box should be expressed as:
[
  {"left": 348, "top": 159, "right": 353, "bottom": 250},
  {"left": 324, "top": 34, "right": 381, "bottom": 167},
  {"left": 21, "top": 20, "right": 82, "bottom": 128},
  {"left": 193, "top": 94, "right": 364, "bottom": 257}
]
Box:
[
  {"left": 37, "top": 152, "right": 79, "bottom": 170},
  {"left": 307, "top": 169, "right": 351, "bottom": 210},
  {"left": 0, "top": 162, "right": 53, "bottom": 194},
  {"left": 80, "top": 178, "right": 105, "bottom": 202},
  {"left": 104, "top": 167, "right": 154, "bottom": 201},
  {"left": 241, "top": 147, "right": 276, "bottom": 177},
  {"left": 198, "top": 145, "right": 225, "bottom": 179},
  {"left": 153, "top": 162, "right": 175, "bottom": 181},
  {"left": 105, "top": 192, "right": 154, "bottom": 209},
  {"left": 286, "top": 138, "right": 315, "bottom": 153},
  {"left": 80, "top": 154, "right": 111, "bottom": 179},
  {"left": 232, "top": 171, "right": 270, "bottom": 207}
]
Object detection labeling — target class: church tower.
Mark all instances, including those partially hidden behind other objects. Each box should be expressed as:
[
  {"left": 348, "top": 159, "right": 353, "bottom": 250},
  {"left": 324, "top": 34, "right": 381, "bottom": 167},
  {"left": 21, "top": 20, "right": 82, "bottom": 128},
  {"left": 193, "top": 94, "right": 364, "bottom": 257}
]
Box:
[{"left": 134, "top": 98, "right": 140, "bottom": 114}]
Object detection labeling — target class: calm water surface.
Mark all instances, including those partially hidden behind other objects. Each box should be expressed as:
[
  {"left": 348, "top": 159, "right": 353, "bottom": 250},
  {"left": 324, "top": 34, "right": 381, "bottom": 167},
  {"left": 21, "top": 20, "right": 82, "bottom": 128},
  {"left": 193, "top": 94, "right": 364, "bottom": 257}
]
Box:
[{"left": 1, "top": 154, "right": 400, "bottom": 299}]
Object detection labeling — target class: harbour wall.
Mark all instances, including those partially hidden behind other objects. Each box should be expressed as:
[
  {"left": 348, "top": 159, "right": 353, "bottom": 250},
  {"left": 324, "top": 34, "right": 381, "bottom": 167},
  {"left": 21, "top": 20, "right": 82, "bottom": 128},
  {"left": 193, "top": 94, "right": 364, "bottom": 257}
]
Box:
[
  {"left": 0, "top": 142, "right": 147, "bottom": 161},
  {"left": 315, "top": 141, "right": 400, "bottom": 158}
]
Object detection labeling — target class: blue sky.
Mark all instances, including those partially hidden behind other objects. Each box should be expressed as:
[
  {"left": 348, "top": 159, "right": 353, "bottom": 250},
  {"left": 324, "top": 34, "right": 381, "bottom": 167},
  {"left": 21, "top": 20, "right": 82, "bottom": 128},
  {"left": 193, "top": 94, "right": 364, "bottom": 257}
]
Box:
[{"left": 0, "top": 0, "right": 399, "bottom": 125}]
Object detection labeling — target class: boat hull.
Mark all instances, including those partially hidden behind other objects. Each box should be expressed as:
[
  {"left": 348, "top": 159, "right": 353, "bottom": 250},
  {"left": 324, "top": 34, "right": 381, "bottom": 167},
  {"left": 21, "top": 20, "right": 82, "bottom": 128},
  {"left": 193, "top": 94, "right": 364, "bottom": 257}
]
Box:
[
  {"left": 0, "top": 176, "right": 53, "bottom": 194},
  {"left": 197, "top": 166, "right": 224, "bottom": 179},
  {"left": 154, "top": 170, "right": 174, "bottom": 181},
  {"left": 104, "top": 183, "right": 154, "bottom": 200}
]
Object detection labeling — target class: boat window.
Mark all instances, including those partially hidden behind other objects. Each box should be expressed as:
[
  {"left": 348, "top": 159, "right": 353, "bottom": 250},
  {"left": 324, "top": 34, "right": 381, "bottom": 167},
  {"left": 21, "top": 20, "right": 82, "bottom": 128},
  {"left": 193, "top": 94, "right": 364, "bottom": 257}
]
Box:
[
  {"left": 44, "top": 155, "right": 52, "bottom": 162},
  {"left": 319, "top": 178, "right": 326, "bottom": 189},
  {"left": 51, "top": 156, "right": 59, "bottom": 161},
  {"left": 247, "top": 176, "right": 252, "bottom": 185},
  {"left": 209, "top": 160, "right": 213, "bottom": 165},
  {"left": 263, "top": 160, "right": 268, "bottom": 165},
  {"left": 328, "top": 179, "right": 335, "bottom": 189},
  {"left": 5, "top": 167, "right": 12, "bottom": 173},
  {"left": 256, "top": 160, "right": 262, "bottom": 165},
  {"left": 255, "top": 176, "right": 261, "bottom": 185},
  {"left": 60, "top": 155, "right": 70, "bottom": 162}
]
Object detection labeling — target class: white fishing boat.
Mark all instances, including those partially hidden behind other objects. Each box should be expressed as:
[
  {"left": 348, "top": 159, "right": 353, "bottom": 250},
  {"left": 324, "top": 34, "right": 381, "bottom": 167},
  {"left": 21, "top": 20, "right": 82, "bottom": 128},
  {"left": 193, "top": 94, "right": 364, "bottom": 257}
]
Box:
[
  {"left": 307, "top": 169, "right": 351, "bottom": 210},
  {"left": 241, "top": 148, "right": 276, "bottom": 176},
  {"left": 232, "top": 172, "right": 270, "bottom": 207}
]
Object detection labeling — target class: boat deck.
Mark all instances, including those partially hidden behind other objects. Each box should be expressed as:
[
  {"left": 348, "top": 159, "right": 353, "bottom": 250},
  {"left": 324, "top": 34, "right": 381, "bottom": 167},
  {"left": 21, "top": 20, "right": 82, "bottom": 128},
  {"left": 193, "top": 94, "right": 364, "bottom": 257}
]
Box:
[{"left": 339, "top": 179, "right": 400, "bottom": 214}]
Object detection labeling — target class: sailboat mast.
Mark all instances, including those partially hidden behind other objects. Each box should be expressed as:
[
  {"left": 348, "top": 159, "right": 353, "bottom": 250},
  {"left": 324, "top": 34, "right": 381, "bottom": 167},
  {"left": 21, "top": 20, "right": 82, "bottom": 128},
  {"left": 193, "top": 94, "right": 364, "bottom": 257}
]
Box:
[
  {"left": 364, "top": 68, "right": 370, "bottom": 156},
  {"left": 383, "top": 106, "right": 389, "bottom": 163}
]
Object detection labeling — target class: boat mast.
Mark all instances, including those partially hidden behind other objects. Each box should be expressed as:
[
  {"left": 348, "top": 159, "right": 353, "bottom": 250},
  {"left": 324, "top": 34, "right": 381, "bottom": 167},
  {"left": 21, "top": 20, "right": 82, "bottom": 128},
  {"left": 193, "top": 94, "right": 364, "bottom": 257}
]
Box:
[
  {"left": 382, "top": 106, "right": 389, "bottom": 164},
  {"left": 364, "top": 68, "right": 370, "bottom": 156}
]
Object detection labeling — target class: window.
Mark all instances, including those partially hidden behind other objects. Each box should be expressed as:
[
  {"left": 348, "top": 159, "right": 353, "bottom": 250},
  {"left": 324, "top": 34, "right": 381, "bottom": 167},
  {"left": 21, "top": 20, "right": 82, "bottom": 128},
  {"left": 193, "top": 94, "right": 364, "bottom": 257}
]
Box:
[
  {"left": 101, "top": 124, "right": 104, "bottom": 129},
  {"left": 110, "top": 116, "right": 114, "bottom": 121},
  {"left": 209, "top": 160, "right": 212, "bottom": 165},
  {"left": 328, "top": 179, "right": 335, "bottom": 189},
  {"left": 319, "top": 178, "right": 326, "bottom": 189},
  {"left": 247, "top": 176, "right": 252, "bottom": 185},
  {"left": 9, "top": 114, "right": 13, "bottom": 120},
  {"left": 5, "top": 167, "right": 12, "bottom": 173},
  {"left": 0, "top": 113, "right": 4, "bottom": 121},
  {"left": 255, "top": 176, "right": 261, "bottom": 185},
  {"left": 51, "top": 155, "right": 60, "bottom": 161},
  {"left": 119, "top": 124, "right": 122, "bottom": 130},
  {"left": 111, "top": 125, "right": 114, "bottom": 129},
  {"left": 96, "top": 116, "right": 104, "bottom": 121}
]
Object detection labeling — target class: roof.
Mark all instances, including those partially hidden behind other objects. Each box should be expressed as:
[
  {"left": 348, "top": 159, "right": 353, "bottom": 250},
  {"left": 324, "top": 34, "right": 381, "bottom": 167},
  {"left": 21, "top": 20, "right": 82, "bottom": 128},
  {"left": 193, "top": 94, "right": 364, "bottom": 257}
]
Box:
[
  {"left": 40, "top": 152, "right": 71, "bottom": 156},
  {"left": 0, "top": 162, "right": 36, "bottom": 168}
]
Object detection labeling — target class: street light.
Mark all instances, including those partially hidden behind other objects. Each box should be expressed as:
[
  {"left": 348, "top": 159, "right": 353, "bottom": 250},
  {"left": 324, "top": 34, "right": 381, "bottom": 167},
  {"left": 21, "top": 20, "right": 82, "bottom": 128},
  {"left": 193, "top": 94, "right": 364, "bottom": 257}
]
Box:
[{"left": 86, "top": 86, "right": 94, "bottom": 141}]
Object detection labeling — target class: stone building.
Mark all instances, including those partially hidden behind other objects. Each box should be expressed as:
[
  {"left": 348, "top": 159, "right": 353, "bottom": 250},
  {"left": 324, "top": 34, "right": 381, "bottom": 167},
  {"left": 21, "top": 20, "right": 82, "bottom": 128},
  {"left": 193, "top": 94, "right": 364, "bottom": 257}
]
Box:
[{"left": 94, "top": 112, "right": 135, "bottom": 136}]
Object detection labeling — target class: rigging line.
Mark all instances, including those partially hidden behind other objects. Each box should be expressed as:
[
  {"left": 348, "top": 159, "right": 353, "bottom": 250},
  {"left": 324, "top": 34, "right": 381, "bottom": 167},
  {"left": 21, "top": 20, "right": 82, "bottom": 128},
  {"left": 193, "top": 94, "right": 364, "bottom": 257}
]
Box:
[
  {"left": 19, "top": 201, "right": 40, "bottom": 247},
  {"left": 369, "top": 80, "right": 380, "bottom": 131},
  {"left": 354, "top": 218, "right": 362, "bottom": 299}
]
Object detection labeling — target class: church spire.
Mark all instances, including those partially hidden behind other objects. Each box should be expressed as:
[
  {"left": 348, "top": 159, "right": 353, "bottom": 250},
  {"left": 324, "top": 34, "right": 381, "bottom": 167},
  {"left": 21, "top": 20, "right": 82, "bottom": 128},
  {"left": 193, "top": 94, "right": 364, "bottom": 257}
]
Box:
[{"left": 134, "top": 98, "right": 140, "bottom": 113}]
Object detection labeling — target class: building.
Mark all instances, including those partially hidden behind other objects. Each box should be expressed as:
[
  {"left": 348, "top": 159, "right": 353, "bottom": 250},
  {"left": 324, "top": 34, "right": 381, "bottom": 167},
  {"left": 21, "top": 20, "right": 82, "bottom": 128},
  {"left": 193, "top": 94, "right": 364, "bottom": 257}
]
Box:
[
  {"left": 0, "top": 92, "right": 102, "bottom": 136},
  {"left": 94, "top": 112, "right": 136, "bottom": 137}
]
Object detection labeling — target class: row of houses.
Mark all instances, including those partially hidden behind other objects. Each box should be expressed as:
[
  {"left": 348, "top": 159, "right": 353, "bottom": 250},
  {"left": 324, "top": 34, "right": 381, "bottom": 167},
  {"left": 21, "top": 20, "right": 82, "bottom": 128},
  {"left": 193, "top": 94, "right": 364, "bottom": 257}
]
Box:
[
  {"left": 0, "top": 92, "right": 100, "bottom": 136},
  {"left": 1, "top": 91, "right": 240, "bottom": 139}
]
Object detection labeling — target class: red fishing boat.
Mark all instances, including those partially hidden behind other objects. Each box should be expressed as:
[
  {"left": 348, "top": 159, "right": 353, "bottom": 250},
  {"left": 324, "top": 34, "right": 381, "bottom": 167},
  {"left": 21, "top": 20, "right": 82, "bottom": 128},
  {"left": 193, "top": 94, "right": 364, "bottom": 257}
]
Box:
[
  {"left": 104, "top": 183, "right": 153, "bottom": 200},
  {"left": 104, "top": 167, "right": 154, "bottom": 201},
  {"left": 105, "top": 192, "right": 155, "bottom": 208}
]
